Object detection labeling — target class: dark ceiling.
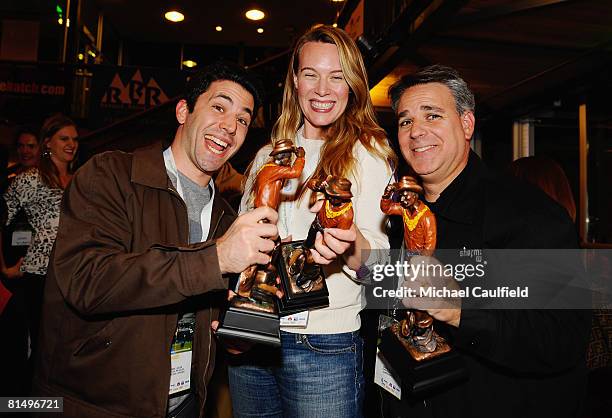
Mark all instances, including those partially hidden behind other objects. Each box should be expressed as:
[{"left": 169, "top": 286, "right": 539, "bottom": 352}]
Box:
[
  {"left": 94, "top": 0, "right": 343, "bottom": 47},
  {"left": 3, "top": 0, "right": 612, "bottom": 117},
  {"left": 365, "top": 0, "right": 612, "bottom": 116}
]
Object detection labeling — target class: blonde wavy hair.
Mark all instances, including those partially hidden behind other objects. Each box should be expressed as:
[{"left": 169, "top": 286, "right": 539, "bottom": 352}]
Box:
[{"left": 269, "top": 25, "right": 396, "bottom": 196}]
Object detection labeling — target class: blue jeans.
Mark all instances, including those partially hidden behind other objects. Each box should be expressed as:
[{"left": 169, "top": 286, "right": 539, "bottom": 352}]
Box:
[{"left": 228, "top": 330, "right": 364, "bottom": 418}]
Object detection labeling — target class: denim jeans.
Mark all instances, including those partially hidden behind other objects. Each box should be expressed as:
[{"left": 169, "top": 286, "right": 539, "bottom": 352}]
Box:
[{"left": 228, "top": 330, "right": 364, "bottom": 418}]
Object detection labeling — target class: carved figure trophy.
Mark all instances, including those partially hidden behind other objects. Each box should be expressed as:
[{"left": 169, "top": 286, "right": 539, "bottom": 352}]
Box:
[
  {"left": 276, "top": 175, "right": 353, "bottom": 314},
  {"left": 217, "top": 139, "right": 305, "bottom": 346},
  {"left": 379, "top": 175, "right": 466, "bottom": 394}
]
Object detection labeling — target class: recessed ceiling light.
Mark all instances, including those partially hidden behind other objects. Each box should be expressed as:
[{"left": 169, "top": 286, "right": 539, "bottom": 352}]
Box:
[
  {"left": 245, "top": 9, "right": 265, "bottom": 21},
  {"left": 332, "top": 23, "right": 338, "bottom": 28},
  {"left": 164, "top": 11, "right": 185, "bottom": 23},
  {"left": 257, "top": 27, "right": 264, "bottom": 34},
  {"left": 215, "top": 26, "right": 223, "bottom": 32},
  {"left": 183, "top": 60, "right": 197, "bottom": 68}
]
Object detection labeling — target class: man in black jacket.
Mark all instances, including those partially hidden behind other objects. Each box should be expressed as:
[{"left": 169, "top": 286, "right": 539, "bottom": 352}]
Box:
[{"left": 381, "top": 65, "right": 590, "bottom": 418}]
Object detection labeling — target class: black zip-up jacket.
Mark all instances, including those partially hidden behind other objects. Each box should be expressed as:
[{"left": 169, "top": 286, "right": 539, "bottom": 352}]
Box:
[{"left": 385, "top": 152, "right": 590, "bottom": 418}]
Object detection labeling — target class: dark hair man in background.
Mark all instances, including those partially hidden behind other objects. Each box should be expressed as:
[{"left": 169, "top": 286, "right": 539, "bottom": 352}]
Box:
[
  {"left": 13, "top": 126, "right": 41, "bottom": 176},
  {"left": 381, "top": 64, "right": 590, "bottom": 418},
  {"left": 33, "top": 61, "right": 278, "bottom": 418}
]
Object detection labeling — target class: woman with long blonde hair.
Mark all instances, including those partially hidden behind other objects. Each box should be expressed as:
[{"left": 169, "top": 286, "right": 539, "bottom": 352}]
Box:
[{"left": 229, "top": 25, "right": 396, "bottom": 417}]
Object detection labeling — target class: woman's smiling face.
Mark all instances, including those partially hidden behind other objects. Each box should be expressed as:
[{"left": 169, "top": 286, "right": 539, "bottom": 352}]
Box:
[{"left": 293, "top": 42, "right": 350, "bottom": 139}]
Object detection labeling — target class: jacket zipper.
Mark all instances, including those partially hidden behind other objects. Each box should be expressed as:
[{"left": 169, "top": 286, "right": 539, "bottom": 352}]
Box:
[
  {"left": 201, "top": 210, "right": 224, "bottom": 413},
  {"left": 209, "top": 209, "right": 225, "bottom": 239}
]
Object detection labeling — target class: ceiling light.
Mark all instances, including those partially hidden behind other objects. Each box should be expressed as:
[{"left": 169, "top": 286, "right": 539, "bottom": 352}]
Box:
[
  {"left": 78, "top": 53, "right": 84, "bottom": 60},
  {"left": 164, "top": 11, "right": 185, "bottom": 22},
  {"left": 245, "top": 9, "right": 265, "bottom": 21},
  {"left": 215, "top": 26, "right": 223, "bottom": 32},
  {"left": 183, "top": 60, "right": 197, "bottom": 68},
  {"left": 332, "top": 23, "right": 338, "bottom": 28},
  {"left": 257, "top": 27, "right": 264, "bottom": 34}
]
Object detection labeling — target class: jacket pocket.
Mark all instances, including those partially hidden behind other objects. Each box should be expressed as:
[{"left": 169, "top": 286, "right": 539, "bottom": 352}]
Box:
[{"left": 72, "top": 320, "right": 115, "bottom": 357}]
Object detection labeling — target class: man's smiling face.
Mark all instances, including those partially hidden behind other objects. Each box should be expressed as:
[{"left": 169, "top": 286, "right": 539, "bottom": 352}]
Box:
[
  {"left": 396, "top": 82, "right": 474, "bottom": 191},
  {"left": 16, "top": 133, "right": 40, "bottom": 168},
  {"left": 175, "top": 79, "right": 254, "bottom": 184}
]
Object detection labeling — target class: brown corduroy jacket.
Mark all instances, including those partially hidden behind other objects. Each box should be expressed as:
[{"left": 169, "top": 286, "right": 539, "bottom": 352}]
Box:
[{"left": 33, "top": 142, "right": 235, "bottom": 418}]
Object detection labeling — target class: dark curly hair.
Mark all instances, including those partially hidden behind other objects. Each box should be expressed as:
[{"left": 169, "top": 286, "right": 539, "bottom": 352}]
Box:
[
  {"left": 183, "top": 61, "right": 263, "bottom": 121},
  {"left": 14, "top": 125, "right": 39, "bottom": 145}
]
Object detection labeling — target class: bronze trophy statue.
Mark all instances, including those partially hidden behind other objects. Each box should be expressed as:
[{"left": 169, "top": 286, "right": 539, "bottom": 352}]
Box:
[
  {"left": 217, "top": 139, "right": 305, "bottom": 345},
  {"left": 379, "top": 175, "right": 466, "bottom": 394},
  {"left": 252, "top": 139, "right": 306, "bottom": 211},
  {"left": 276, "top": 175, "right": 353, "bottom": 314}
]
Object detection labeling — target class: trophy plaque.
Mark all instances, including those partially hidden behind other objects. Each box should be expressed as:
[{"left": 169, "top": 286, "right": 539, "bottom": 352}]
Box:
[
  {"left": 379, "top": 315, "right": 466, "bottom": 395},
  {"left": 276, "top": 239, "right": 329, "bottom": 315},
  {"left": 216, "top": 263, "right": 282, "bottom": 346}
]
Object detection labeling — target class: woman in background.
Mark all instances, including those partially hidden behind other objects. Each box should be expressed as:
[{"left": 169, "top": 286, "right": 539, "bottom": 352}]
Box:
[{"left": 3, "top": 113, "right": 79, "bottom": 364}]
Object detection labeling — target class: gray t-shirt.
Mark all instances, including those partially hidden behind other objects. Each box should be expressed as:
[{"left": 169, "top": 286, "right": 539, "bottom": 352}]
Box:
[{"left": 175, "top": 170, "right": 212, "bottom": 243}]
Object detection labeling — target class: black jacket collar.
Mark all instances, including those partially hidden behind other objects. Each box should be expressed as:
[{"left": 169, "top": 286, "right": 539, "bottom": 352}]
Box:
[{"left": 426, "top": 151, "right": 486, "bottom": 225}]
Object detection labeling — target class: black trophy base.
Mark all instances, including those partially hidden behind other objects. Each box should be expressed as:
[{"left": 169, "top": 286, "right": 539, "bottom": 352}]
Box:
[
  {"left": 277, "top": 292, "right": 330, "bottom": 316},
  {"left": 379, "top": 327, "right": 467, "bottom": 396},
  {"left": 276, "top": 240, "right": 329, "bottom": 316},
  {"left": 216, "top": 305, "right": 280, "bottom": 347}
]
